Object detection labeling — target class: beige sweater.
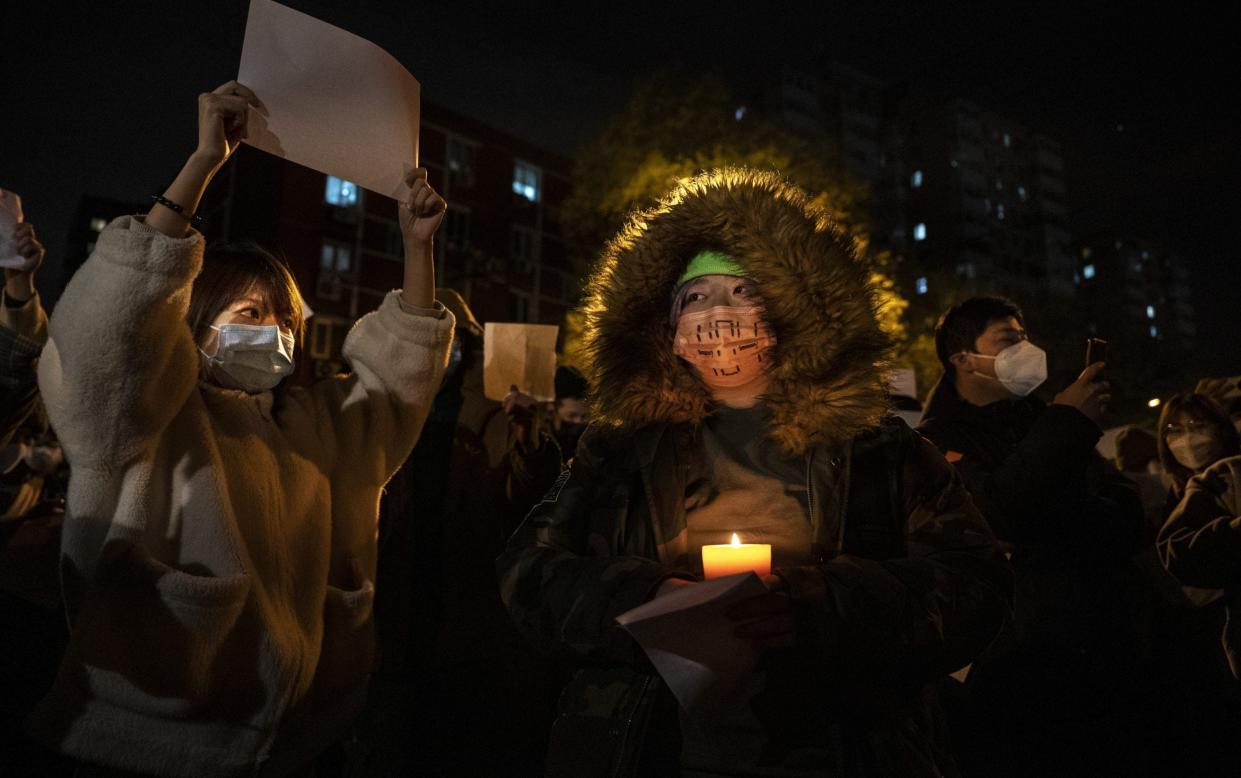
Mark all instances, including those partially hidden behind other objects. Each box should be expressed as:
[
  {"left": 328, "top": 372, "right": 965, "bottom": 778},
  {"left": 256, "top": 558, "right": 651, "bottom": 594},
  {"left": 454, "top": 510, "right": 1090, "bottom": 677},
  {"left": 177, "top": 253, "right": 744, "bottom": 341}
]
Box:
[{"left": 27, "top": 217, "right": 454, "bottom": 776}]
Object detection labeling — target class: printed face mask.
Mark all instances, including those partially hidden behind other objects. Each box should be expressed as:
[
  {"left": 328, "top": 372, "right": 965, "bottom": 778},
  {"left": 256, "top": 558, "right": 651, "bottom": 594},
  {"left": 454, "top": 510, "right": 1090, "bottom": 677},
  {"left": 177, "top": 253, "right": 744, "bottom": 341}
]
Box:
[
  {"left": 672, "top": 305, "right": 776, "bottom": 388},
  {"left": 969, "top": 339, "right": 1047, "bottom": 397},
  {"left": 1167, "top": 431, "right": 1220, "bottom": 472},
  {"left": 202, "top": 324, "right": 295, "bottom": 393}
]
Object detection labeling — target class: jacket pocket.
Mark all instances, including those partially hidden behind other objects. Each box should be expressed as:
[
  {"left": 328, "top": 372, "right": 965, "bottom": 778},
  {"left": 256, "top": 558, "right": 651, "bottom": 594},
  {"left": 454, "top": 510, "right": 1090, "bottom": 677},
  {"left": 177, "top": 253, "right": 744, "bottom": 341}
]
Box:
[
  {"left": 69, "top": 543, "right": 251, "bottom": 718},
  {"left": 312, "top": 574, "right": 376, "bottom": 700}
]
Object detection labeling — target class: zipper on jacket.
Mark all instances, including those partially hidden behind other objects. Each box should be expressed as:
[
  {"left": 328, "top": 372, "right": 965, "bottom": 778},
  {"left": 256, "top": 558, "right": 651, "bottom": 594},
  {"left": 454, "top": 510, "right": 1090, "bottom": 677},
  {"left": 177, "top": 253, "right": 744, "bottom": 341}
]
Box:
[{"left": 804, "top": 450, "right": 816, "bottom": 528}]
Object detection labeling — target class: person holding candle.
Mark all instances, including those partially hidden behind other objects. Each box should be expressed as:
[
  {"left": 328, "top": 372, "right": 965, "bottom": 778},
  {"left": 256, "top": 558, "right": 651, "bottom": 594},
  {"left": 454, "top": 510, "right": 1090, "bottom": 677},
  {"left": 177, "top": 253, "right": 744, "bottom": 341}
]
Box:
[
  {"left": 499, "top": 168, "right": 1011, "bottom": 777},
  {"left": 23, "top": 81, "right": 454, "bottom": 776}
]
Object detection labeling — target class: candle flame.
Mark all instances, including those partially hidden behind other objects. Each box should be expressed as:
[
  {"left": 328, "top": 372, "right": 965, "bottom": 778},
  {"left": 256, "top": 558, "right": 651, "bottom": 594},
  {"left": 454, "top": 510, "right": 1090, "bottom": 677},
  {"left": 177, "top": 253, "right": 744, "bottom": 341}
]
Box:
[{"left": 730, "top": 533, "right": 741, "bottom": 546}]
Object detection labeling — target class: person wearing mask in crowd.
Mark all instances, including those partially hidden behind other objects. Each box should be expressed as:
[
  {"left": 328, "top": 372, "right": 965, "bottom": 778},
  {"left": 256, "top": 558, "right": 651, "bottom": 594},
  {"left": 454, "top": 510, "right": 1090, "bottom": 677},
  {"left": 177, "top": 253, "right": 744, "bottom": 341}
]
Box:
[
  {"left": 1147, "top": 392, "right": 1241, "bottom": 774},
  {"left": 917, "top": 296, "right": 1151, "bottom": 778},
  {"left": 1158, "top": 393, "right": 1241, "bottom": 519},
  {"left": 0, "top": 202, "right": 76, "bottom": 772},
  {"left": 1158, "top": 452, "right": 1241, "bottom": 774},
  {"left": 500, "top": 168, "right": 1012, "bottom": 777},
  {"left": 549, "top": 365, "right": 591, "bottom": 462},
  {"left": 1, "top": 206, "right": 48, "bottom": 448},
  {"left": 361, "top": 287, "right": 565, "bottom": 775},
  {"left": 24, "top": 81, "right": 454, "bottom": 777}
]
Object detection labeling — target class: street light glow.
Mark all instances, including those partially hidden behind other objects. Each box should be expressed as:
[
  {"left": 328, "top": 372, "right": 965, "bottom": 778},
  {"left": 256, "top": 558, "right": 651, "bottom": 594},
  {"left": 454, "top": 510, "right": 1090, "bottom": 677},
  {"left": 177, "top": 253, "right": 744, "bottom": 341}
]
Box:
[{"left": 1148, "top": 398, "right": 1161, "bottom": 408}]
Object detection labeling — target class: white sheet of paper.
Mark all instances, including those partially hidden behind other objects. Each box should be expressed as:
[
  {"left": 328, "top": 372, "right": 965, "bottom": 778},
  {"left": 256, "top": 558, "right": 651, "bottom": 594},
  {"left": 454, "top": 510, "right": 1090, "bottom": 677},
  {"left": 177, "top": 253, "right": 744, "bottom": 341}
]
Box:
[
  {"left": 616, "top": 573, "right": 767, "bottom": 729},
  {"left": 483, "top": 323, "right": 560, "bottom": 402},
  {"left": 238, "top": 0, "right": 420, "bottom": 200},
  {"left": 0, "top": 189, "right": 26, "bottom": 269}
]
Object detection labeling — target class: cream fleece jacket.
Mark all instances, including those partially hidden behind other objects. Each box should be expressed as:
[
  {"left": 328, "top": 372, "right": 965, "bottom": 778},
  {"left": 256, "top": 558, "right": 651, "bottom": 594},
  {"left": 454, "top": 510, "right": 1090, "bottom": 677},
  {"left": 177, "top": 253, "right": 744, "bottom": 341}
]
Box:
[{"left": 26, "top": 216, "right": 454, "bottom": 777}]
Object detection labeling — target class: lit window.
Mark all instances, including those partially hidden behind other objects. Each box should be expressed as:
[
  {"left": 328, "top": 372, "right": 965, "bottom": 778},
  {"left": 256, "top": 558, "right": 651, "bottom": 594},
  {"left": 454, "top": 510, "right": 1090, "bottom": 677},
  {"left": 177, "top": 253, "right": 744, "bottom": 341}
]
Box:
[
  {"left": 734, "top": 105, "right": 747, "bottom": 121},
  {"left": 1073, "top": 272, "right": 1081, "bottom": 284},
  {"left": 325, "top": 176, "right": 359, "bottom": 206},
  {"left": 1082, "top": 264, "right": 1096, "bottom": 280},
  {"left": 950, "top": 159, "right": 959, "bottom": 168},
  {"left": 89, "top": 217, "right": 107, "bottom": 232},
  {"left": 1002, "top": 132, "right": 1011, "bottom": 147},
  {"left": 1017, "top": 185, "right": 1027, "bottom": 201},
  {"left": 916, "top": 276, "right": 929, "bottom": 295},
  {"left": 513, "top": 161, "right": 542, "bottom": 202},
  {"left": 913, "top": 223, "right": 927, "bottom": 241},
  {"left": 911, "top": 169, "right": 923, "bottom": 188},
  {"left": 996, "top": 179, "right": 1003, "bottom": 191},
  {"left": 996, "top": 203, "right": 1005, "bottom": 220},
  {"left": 1081, "top": 247, "right": 1092, "bottom": 259},
  {"left": 1150, "top": 325, "right": 1159, "bottom": 338},
  {"left": 1146, "top": 305, "right": 1156, "bottom": 319},
  {"left": 1141, "top": 250, "right": 1150, "bottom": 260}
]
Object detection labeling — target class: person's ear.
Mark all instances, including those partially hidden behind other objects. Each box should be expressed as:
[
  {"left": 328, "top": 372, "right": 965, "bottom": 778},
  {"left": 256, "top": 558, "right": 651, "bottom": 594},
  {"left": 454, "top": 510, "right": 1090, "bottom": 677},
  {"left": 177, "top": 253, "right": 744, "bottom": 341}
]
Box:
[{"left": 949, "top": 351, "right": 972, "bottom": 374}]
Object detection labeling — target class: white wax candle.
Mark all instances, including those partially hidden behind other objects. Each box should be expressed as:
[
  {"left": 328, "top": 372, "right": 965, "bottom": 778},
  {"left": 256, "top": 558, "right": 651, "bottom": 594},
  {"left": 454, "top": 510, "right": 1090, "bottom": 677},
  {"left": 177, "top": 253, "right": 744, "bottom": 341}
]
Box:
[{"left": 701, "top": 533, "right": 772, "bottom": 580}]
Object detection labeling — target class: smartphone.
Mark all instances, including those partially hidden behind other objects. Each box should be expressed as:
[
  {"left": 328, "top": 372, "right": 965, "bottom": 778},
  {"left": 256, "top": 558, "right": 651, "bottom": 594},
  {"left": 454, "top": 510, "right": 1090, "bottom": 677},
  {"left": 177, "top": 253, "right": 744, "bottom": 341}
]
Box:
[{"left": 1085, "top": 337, "right": 1108, "bottom": 368}]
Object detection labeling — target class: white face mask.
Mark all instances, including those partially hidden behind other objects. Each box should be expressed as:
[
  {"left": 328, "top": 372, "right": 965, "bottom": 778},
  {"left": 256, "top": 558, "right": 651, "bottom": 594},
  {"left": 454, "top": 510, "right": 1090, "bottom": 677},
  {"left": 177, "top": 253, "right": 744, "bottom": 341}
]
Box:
[
  {"left": 968, "top": 340, "right": 1047, "bottom": 397},
  {"left": 202, "top": 323, "right": 295, "bottom": 393},
  {"left": 1167, "top": 431, "right": 1220, "bottom": 472}
]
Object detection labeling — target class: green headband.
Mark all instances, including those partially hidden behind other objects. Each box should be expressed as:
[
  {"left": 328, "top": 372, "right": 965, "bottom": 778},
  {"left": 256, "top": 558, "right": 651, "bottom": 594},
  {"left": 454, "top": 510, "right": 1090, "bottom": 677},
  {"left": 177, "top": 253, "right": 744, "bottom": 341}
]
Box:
[{"left": 675, "top": 250, "right": 746, "bottom": 289}]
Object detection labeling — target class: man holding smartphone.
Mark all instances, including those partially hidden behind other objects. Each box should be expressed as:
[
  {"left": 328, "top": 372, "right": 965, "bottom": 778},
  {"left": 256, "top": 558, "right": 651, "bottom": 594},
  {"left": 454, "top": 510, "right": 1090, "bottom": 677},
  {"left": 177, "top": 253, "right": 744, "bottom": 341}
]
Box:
[{"left": 917, "top": 296, "right": 1150, "bottom": 778}]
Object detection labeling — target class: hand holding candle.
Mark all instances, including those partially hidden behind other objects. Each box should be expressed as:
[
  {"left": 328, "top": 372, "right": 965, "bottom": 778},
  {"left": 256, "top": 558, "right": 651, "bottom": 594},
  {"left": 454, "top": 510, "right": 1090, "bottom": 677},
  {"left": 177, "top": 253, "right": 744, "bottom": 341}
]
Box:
[{"left": 702, "top": 533, "right": 772, "bottom": 580}]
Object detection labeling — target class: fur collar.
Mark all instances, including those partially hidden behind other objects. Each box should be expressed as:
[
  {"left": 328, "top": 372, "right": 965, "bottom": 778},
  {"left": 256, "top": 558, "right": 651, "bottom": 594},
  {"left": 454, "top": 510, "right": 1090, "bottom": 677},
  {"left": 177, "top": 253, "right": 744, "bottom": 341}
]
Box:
[{"left": 581, "top": 168, "right": 892, "bottom": 456}]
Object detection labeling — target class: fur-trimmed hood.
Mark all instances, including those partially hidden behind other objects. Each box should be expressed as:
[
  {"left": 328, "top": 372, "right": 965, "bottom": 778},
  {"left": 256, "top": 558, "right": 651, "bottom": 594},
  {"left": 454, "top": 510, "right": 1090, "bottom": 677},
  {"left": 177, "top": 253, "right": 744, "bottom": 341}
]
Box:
[{"left": 581, "top": 167, "right": 892, "bottom": 456}]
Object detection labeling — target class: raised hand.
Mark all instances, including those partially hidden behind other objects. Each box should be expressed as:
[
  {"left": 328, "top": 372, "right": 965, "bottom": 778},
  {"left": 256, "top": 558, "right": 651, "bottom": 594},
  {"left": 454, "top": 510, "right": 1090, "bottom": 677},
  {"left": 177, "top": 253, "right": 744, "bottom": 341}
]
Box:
[
  {"left": 1053, "top": 362, "right": 1111, "bottom": 424},
  {"left": 399, "top": 168, "right": 447, "bottom": 247},
  {"left": 194, "top": 81, "right": 264, "bottom": 170},
  {"left": 5, "top": 222, "right": 45, "bottom": 301}
]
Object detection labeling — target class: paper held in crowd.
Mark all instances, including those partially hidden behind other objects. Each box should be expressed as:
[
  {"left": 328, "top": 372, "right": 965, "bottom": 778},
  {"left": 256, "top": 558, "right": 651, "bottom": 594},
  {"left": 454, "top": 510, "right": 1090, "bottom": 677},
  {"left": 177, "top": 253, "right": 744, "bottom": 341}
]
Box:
[
  {"left": 617, "top": 572, "right": 767, "bottom": 730},
  {"left": 238, "top": 0, "right": 420, "bottom": 199},
  {"left": 0, "top": 189, "right": 25, "bottom": 269},
  {"left": 483, "top": 323, "right": 559, "bottom": 402}
]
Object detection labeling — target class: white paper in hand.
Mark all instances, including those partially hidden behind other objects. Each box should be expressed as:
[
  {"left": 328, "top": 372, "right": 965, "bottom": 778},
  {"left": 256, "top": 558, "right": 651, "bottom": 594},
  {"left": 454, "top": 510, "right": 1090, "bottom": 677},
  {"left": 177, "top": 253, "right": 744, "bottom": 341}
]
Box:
[
  {"left": 0, "top": 189, "right": 25, "bottom": 269},
  {"left": 483, "top": 323, "right": 559, "bottom": 402},
  {"left": 616, "top": 573, "right": 767, "bottom": 730},
  {"left": 238, "top": 0, "right": 420, "bottom": 200}
]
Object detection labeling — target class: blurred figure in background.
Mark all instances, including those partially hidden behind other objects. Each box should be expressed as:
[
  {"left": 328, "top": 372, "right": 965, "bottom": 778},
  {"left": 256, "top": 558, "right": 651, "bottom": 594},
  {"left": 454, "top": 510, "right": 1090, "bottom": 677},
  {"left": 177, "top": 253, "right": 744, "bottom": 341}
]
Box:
[
  {"left": 364, "top": 288, "right": 566, "bottom": 775},
  {"left": 550, "top": 365, "right": 590, "bottom": 462}
]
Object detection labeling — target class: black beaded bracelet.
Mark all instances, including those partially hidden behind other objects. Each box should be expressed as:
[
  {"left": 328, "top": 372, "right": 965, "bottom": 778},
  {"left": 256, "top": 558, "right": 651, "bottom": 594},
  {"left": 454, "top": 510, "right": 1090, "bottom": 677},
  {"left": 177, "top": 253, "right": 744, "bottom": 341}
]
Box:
[{"left": 150, "top": 194, "right": 205, "bottom": 226}]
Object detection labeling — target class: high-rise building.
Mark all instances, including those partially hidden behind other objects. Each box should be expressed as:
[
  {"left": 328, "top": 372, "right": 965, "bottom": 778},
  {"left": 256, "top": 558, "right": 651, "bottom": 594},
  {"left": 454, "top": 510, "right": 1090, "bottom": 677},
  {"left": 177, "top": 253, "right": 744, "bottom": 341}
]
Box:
[
  {"left": 900, "top": 98, "right": 1075, "bottom": 302},
  {"left": 1075, "top": 236, "right": 1197, "bottom": 352},
  {"left": 765, "top": 65, "right": 1076, "bottom": 306}
]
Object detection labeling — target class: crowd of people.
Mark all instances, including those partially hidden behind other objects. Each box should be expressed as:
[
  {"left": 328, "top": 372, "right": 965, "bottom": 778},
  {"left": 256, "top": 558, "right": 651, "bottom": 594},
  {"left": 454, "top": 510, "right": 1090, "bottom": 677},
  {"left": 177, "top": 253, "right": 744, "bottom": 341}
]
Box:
[{"left": 2, "top": 80, "right": 1240, "bottom": 777}]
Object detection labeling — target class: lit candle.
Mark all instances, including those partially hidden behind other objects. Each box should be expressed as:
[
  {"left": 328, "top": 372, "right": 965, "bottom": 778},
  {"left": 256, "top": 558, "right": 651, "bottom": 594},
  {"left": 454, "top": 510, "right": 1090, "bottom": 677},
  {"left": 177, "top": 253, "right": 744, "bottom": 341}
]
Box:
[{"left": 701, "top": 533, "right": 772, "bottom": 580}]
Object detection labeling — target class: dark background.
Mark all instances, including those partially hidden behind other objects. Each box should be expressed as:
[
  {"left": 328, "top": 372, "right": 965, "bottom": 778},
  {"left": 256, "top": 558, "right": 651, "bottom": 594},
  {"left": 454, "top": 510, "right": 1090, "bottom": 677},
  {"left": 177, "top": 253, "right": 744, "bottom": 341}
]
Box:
[{"left": 3, "top": 1, "right": 1237, "bottom": 371}]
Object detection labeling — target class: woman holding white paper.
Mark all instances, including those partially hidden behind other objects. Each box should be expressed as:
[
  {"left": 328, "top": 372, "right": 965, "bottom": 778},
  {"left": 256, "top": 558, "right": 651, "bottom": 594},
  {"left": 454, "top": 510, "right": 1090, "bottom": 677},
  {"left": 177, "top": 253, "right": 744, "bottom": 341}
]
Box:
[
  {"left": 499, "top": 168, "right": 1012, "bottom": 777},
  {"left": 26, "top": 81, "right": 455, "bottom": 777}
]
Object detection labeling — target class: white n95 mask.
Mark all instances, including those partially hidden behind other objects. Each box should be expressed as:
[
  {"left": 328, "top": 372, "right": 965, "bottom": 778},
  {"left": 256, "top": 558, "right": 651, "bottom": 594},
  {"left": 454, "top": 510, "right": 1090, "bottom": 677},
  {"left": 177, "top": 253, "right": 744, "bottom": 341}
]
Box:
[
  {"left": 202, "top": 324, "right": 295, "bottom": 393},
  {"left": 969, "top": 340, "right": 1047, "bottom": 397}
]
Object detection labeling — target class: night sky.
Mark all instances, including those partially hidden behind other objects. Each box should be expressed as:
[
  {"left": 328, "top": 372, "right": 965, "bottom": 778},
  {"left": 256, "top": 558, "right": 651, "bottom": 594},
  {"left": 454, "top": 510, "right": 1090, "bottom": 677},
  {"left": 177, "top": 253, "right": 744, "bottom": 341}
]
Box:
[{"left": 4, "top": 1, "right": 1237, "bottom": 371}]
